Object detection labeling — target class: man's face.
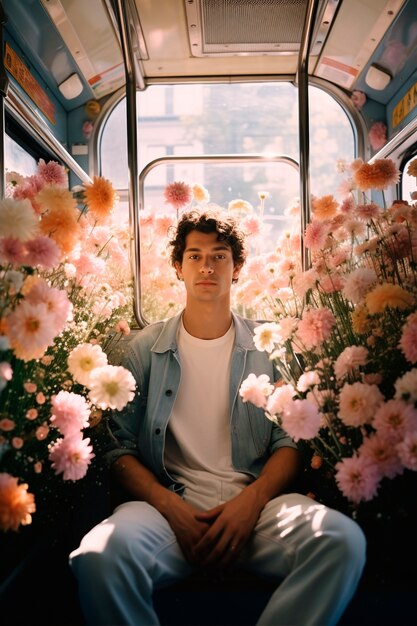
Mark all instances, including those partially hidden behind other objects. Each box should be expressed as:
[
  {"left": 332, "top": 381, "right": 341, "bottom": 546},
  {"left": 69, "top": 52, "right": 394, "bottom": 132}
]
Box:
[{"left": 175, "top": 230, "right": 241, "bottom": 303}]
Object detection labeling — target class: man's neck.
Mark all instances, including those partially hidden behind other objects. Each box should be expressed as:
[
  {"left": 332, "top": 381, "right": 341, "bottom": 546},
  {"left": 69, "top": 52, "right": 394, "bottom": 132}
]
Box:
[{"left": 182, "top": 302, "right": 233, "bottom": 339}]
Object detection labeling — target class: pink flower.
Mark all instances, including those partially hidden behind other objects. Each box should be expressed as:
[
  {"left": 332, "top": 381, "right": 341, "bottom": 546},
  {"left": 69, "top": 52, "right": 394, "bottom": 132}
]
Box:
[
  {"left": 335, "top": 455, "right": 380, "bottom": 503},
  {"left": 239, "top": 373, "right": 274, "bottom": 409},
  {"left": 368, "top": 122, "right": 387, "bottom": 151},
  {"left": 154, "top": 214, "right": 176, "bottom": 238},
  {"left": 25, "top": 236, "right": 61, "bottom": 269},
  {"left": 163, "top": 181, "right": 192, "bottom": 209},
  {"left": 281, "top": 399, "right": 321, "bottom": 441},
  {"left": 6, "top": 301, "right": 57, "bottom": 362},
  {"left": 297, "top": 307, "right": 336, "bottom": 350},
  {"left": 334, "top": 345, "right": 368, "bottom": 379},
  {"left": 351, "top": 90, "right": 367, "bottom": 111},
  {"left": 37, "top": 159, "right": 68, "bottom": 187},
  {"left": 373, "top": 399, "right": 417, "bottom": 443},
  {"left": 358, "top": 433, "right": 403, "bottom": 479},
  {"left": 399, "top": 312, "right": 417, "bottom": 363},
  {"left": 50, "top": 390, "right": 91, "bottom": 436},
  {"left": 49, "top": 433, "right": 95, "bottom": 481},
  {"left": 25, "top": 280, "right": 72, "bottom": 335},
  {"left": 342, "top": 268, "right": 377, "bottom": 304},
  {"left": 266, "top": 384, "right": 297, "bottom": 415},
  {"left": 304, "top": 221, "right": 330, "bottom": 251},
  {"left": 115, "top": 320, "right": 130, "bottom": 335},
  {"left": 0, "top": 237, "right": 27, "bottom": 265},
  {"left": 396, "top": 432, "right": 417, "bottom": 471},
  {"left": 241, "top": 214, "right": 263, "bottom": 237},
  {"left": 338, "top": 382, "right": 384, "bottom": 426}
]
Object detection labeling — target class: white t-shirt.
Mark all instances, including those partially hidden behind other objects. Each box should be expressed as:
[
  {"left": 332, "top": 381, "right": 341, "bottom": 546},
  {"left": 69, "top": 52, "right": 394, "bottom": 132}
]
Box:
[{"left": 164, "top": 318, "right": 251, "bottom": 509}]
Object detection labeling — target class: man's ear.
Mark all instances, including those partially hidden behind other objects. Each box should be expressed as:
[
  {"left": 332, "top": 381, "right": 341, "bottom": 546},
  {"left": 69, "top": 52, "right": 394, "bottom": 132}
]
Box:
[
  {"left": 174, "top": 261, "right": 183, "bottom": 281},
  {"left": 232, "top": 263, "right": 243, "bottom": 282}
]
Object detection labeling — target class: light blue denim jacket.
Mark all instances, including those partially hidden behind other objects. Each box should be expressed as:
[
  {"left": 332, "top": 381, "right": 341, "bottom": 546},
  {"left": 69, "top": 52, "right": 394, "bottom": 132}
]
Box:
[{"left": 105, "top": 311, "right": 297, "bottom": 493}]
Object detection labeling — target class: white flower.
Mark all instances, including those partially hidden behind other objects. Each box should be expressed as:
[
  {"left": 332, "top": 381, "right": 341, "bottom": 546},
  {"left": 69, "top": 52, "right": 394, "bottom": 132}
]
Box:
[
  {"left": 88, "top": 365, "right": 136, "bottom": 410},
  {"left": 297, "top": 371, "right": 320, "bottom": 392},
  {"left": 254, "top": 322, "right": 282, "bottom": 352},
  {"left": 67, "top": 343, "right": 108, "bottom": 387},
  {"left": 239, "top": 373, "right": 274, "bottom": 409},
  {"left": 281, "top": 399, "right": 321, "bottom": 441},
  {"left": 0, "top": 198, "right": 38, "bottom": 241}
]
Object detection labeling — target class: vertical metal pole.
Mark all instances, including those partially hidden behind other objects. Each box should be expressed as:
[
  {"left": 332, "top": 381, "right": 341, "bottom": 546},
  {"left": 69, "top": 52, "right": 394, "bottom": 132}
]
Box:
[
  {"left": 0, "top": 3, "right": 9, "bottom": 199},
  {"left": 110, "top": 0, "right": 147, "bottom": 327},
  {"left": 297, "top": 0, "right": 320, "bottom": 272}
]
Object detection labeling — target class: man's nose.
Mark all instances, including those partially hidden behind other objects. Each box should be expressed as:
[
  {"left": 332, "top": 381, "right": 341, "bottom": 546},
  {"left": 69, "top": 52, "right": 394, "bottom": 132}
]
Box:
[{"left": 199, "top": 262, "right": 214, "bottom": 274}]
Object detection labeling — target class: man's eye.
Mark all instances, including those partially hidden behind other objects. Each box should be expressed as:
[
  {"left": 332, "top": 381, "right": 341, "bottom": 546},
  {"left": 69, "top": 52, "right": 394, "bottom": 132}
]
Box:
[
  {"left": 215, "top": 254, "right": 226, "bottom": 260},
  {"left": 189, "top": 255, "right": 199, "bottom": 260}
]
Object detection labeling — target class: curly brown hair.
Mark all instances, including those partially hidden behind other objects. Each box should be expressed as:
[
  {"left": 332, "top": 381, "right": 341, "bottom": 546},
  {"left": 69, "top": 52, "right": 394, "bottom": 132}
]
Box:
[{"left": 169, "top": 206, "right": 247, "bottom": 272}]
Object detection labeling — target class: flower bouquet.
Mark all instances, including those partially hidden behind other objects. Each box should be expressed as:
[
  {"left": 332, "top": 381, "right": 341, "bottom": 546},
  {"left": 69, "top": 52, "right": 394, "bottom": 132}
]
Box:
[
  {"left": 238, "top": 157, "right": 417, "bottom": 525},
  {"left": 0, "top": 160, "right": 136, "bottom": 533}
]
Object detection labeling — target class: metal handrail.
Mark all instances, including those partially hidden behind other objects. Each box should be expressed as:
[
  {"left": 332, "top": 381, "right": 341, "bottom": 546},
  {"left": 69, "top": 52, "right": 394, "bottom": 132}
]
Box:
[
  {"left": 135, "top": 154, "right": 299, "bottom": 327},
  {"left": 296, "top": 0, "right": 320, "bottom": 272}
]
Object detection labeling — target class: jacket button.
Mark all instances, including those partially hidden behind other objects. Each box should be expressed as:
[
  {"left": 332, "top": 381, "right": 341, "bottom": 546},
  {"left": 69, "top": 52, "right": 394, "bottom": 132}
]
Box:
[
  {"left": 165, "top": 389, "right": 173, "bottom": 396},
  {"left": 155, "top": 428, "right": 161, "bottom": 435}
]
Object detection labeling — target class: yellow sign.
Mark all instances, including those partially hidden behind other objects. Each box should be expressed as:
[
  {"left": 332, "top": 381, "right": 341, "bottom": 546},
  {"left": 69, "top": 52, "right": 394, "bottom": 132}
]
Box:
[
  {"left": 4, "top": 42, "right": 55, "bottom": 125},
  {"left": 392, "top": 81, "right": 417, "bottom": 129}
]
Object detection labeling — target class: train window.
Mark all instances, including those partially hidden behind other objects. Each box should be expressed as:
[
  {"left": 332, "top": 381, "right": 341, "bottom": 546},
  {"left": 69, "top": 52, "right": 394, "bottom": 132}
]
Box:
[
  {"left": 402, "top": 153, "right": 417, "bottom": 203},
  {"left": 100, "top": 82, "right": 354, "bottom": 322},
  {"left": 4, "top": 134, "right": 37, "bottom": 178}
]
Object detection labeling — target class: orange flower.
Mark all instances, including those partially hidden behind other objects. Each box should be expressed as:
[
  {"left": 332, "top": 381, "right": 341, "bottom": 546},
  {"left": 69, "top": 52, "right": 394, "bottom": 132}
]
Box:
[
  {"left": 365, "top": 283, "right": 414, "bottom": 314},
  {"left": 312, "top": 195, "right": 339, "bottom": 220},
  {"left": 406, "top": 158, "right": 417, "bottom": 178},
  {"left": 351, "top": 304, "right": 370, "bottom": 334},
  {"left": 0, "top": 473, "right": 36, "bottom": 531},
  {"left": 84, "top": 176, "right": 117, "bottom": 220},
  {"left": 40, "top": 205, "right": 81, "bottom": 254},
  {"left": 353, "top": 158, "right": 400, "bottom": 191}
]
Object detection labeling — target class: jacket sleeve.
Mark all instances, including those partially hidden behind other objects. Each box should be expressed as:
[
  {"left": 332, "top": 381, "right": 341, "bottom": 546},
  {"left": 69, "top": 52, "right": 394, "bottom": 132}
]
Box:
[{"left": 103, "top": 336, "right": 150, "bottom": 467}]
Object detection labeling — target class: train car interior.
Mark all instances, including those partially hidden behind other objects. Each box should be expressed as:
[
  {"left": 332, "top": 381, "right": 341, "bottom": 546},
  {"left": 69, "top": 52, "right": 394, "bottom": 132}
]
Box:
[{"left": 1, "top": 1, "right": 417, "bottom": 624}]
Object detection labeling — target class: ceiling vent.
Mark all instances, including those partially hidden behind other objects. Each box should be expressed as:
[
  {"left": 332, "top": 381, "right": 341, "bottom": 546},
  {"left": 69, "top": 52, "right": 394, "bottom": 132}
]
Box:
[{"left": 185, "top": 0, "right": 338, "bottom": 57}]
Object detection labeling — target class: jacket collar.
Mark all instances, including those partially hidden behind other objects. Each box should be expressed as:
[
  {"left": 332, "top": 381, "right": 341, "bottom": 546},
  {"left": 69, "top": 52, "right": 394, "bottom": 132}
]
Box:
[{"left": 151, "top": 310, "right": 256, "bottom": 353}]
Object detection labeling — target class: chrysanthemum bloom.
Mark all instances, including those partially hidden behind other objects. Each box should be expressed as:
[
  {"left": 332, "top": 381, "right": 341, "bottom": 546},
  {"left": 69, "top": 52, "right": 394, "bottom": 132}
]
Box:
[
  {"left": 368, "top": 121, "right": 387, "bottom": 151},
  {"left": 334, "top": 345, "right": 368, "bottom": 379},
  {"left": 37, "top": 159, "right": 68, "bottom": 187},
  {"left": 25, "top": 236, "right": 61, "bottom": 269},
  {"left": 0, "top": 198, "right": 38, "bottom": 241},
  {"left": 365, "top": 283, "right": 414, "bottom": 314},
  {"left": 239, "top": 373, "right": 274, "bottom": 409},
  {"left": 84, "top": 176, "right": 117, "bottom": 221},
  {"left": 355, "top": 202, "right": 383, "bottom": 221},
  {"left": 0, "top": 473, "right": 36, "bottom": 531},
  {"left": 6, "top": 301, "right": 57, "bottom": 362},
  {"left": 353, "top": 158, "right": 400, "bottom": 191},
  {"left": 254, "top": 322, "right": 282, "bottom": 352},
  {"left": 351, "top": 303, "right": 371, "bottom": 334},
  {"left": 281, "top": 399, "right": 321, "bottom": 441},
  {"left": 292, "top": 268, "right": 319, "bottom": 298},
  {"left": 338, "top": 381, "right": 384, "bottom": 426},
  {"left": 88, "top": 364, "right": 136, "bottom": 410},
  {"left": 296, "top": 307, "right": 336, "bottom": 350},
  {"left": 163, "top": 181, "right": 192, "bottom": 210},
  {"left": 335, "top": 455, "right": 380, "bottom": 503},
  {"left": 373, "top": 398, "right": 417, "bottom": 443},
  {"left": 342, "top": 268, "right": 377, "bottom": 304},
  {"left": 228, "top": 199, "right": 253, "bottom": 214},
  {"left": 312, "top": 195, "right": 339, "bottom": 220},
  {"left": 25, "top": 280, "right": 72, "bottom": 336},
  {"left": 406, "top": 158, "right": 417, "bottom": 178},
  {"left": 266, "top": 384, "right": 297, "bottom": 416},
  {"left": 49, "top": 434, "right": 95, "bottom": 481},
  {"left": 399, "top": 312, "right": 417, "bottom": 363},
  {"left": 193, "top": 184, "right": 210, "bottom": 204},
  {"left": 241, "top": 214, "right": 263, "bottom": 237},
  {"left": 50, "top": 390, "right": 91, "bottom": 436},
  {"left": 297, "top": 370, "right": 320, "bottom": 393},
  {"left": 154, "top": 214, "right": 176, "bottom": 238},
  {"left": 396, "top": 432, "right": 417, "bottom": 471},
  {"left": 35, "top": 185, "right": 76, "bottom": 215},
  {"left": 0, "top": 237, "right": 27, "bottom": 265},
  {"left": 67, "top": 343, "right": 108, "bottom": 387},
  {"left": 304, "top": 220, "right": 330, "bottom": 251},
  {"left": 40, "top": 203, "right": 81, "bottom": 255},
  {"left": 358, "top": 433, "right": 403, "bottom": 479}
]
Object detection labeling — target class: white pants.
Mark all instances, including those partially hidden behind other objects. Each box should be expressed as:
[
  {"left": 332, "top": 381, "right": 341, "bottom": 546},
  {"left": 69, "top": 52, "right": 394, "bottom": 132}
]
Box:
[{"left": 69, "top": 493, "right": 366, "bottom": 626}]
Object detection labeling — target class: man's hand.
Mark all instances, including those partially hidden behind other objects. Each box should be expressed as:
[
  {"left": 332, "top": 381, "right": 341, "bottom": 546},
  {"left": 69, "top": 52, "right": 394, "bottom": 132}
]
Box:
[
  {"left": 192, "top": 488, "right": 263, "bottom": 568},
  {"left": 164, "top": 495, "right": 212, "bottom": 565}
]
